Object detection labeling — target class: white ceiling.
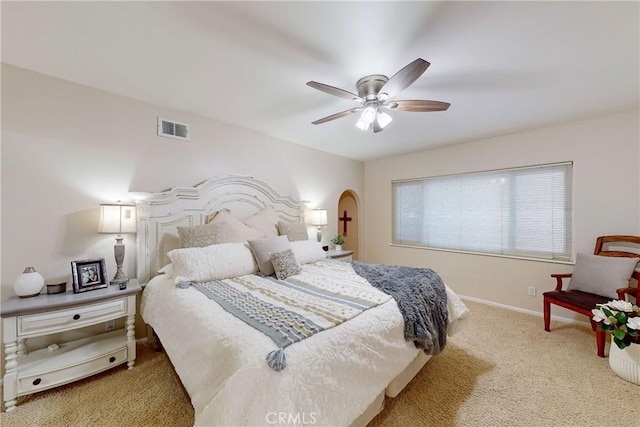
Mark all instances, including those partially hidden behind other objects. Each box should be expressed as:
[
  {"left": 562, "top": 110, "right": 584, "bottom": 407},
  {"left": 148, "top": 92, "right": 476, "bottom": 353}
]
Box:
[{"left": 2, "top": 1, "right": 638, "bottom": 161}]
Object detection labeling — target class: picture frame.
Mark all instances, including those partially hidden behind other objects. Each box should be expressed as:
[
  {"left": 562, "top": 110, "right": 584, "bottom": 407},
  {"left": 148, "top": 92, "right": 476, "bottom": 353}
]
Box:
[{"left": 71, "top": 258, "right": 108, "bottom": 293}]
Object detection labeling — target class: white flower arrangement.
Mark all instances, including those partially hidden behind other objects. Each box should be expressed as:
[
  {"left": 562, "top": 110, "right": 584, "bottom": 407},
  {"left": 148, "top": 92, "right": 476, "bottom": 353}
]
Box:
[{"left": 592, "top": 299, "right": 640, "bottom": 349}]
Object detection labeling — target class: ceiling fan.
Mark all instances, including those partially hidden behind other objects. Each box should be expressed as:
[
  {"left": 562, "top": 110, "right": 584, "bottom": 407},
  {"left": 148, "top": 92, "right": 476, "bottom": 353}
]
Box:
[{"left": 307, "top": 58, "right": 450, "bottom": 133}]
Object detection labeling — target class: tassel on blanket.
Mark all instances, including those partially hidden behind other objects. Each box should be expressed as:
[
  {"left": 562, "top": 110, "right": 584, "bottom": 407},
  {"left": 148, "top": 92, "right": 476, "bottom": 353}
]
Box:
[
  {"left": 266, "top": 348, "right": 286, "bottom": 371},
  {"left": 177, "top": 281, "right": 191, "bottom": 289}
]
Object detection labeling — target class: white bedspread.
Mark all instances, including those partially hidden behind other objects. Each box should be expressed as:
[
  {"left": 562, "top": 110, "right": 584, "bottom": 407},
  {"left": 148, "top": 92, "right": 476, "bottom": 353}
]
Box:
[{"left": 141, "top": 260, "right": 470, "bottom": 427}]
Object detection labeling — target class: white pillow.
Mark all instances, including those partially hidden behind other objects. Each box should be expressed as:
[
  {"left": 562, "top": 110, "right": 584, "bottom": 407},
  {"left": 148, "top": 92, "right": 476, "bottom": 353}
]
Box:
[
  {"left": 208, "top": 210, "right": 266, "bottom": 243},
  {"left": 568, "top": 253, "right": 639, "bottom": 298},
  {"left": 290, "top": 240, "right": 327, "bottom": 264},
  {"left": 244, "top": 206, "right": 279, "bottom": 237},
  {"left": 248, "top": 235, "right": 292, "bottom": 276},
  {"left": 168, "top": 242, "right": 258, "bottom": 285}
]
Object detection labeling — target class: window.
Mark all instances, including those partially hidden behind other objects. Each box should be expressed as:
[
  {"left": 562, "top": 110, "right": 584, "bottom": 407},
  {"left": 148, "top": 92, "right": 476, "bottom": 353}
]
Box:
[{"left": 392, "top": 162, "right": 573, "bottom": 261}]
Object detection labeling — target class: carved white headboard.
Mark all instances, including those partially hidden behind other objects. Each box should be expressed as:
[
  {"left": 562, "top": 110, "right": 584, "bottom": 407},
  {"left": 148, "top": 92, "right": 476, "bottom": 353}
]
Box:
[{"left": 130, "top": 175, "right": 307, "bottom": 284}]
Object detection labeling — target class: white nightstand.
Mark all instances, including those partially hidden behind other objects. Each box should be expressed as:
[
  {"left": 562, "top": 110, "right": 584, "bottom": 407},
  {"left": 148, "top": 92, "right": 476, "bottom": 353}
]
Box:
[
  {"left": 1, "top": 280, "right": 141, "bottom": 412},
  {"left": 327, "top": 249, "right": 354, "bottom": 262}
]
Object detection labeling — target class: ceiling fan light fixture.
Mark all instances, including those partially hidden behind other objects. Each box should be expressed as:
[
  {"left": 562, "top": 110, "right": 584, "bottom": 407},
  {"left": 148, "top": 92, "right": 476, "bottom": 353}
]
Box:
[
  {"left": 361, "top": 106, "right": 376, "bottom": 125},
  {"left": 356, "top": 118, "right": 370, "bottom": 131},
  {"left": 376, "top": 111, "right": 393, "bottom": 129}
]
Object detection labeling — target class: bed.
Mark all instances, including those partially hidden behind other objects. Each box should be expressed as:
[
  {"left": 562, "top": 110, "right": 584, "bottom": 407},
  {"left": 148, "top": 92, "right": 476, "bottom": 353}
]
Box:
[{"left": 132, "top": 175, "right": 470, "bottom": 427}]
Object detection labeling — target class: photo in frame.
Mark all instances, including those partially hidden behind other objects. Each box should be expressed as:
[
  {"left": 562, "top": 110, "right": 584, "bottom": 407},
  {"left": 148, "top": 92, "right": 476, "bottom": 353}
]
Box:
[{"left": 71, "top": 258, "right": 108, "bottom": 293}]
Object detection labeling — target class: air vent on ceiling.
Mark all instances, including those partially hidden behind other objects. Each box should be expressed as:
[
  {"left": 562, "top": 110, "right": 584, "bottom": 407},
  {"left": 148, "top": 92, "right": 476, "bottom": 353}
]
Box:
[{"left": 157, "top": 117, "right": 190, "bottom": 141}]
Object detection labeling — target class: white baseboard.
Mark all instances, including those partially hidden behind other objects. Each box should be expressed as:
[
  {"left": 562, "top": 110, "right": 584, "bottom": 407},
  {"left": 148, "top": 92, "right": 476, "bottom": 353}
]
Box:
[{"left": 459, "top": 294, "right": 591, "bottom": 328}]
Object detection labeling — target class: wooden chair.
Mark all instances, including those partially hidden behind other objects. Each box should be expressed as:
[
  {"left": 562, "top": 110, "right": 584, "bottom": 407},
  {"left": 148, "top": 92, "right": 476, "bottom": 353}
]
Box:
[{"left": 543, "top": 235, "right": 640, "bottom": 357}]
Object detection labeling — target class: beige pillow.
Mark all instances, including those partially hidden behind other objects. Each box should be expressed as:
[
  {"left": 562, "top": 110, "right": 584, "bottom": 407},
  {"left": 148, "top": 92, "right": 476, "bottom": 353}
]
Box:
[
  {"left": 568, "top": 253, "right": 639, "bottom": 298},
  {"left": 277, "top": 221, "right": 309, "bottom": 242},
  {"left": 244, "top": 206, "right": 279, "bottom": 237},
  {"left": 248, "top": 235, "right": 292, "bottom": 276},
  {"left": 208, "top": 210, "right": 266, "bottom": 243},
  {"left": 177, "top": 222, "right": 226, "bottom": 248}
]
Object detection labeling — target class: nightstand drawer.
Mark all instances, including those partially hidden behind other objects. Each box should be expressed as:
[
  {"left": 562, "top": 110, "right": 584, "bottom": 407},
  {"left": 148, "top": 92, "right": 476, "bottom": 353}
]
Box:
[
  {"left": 18, "top": 347, "right": 127, "bottom": 394},
  {"left": 17, "top": 298, "right": 128, "bottom": 337}
]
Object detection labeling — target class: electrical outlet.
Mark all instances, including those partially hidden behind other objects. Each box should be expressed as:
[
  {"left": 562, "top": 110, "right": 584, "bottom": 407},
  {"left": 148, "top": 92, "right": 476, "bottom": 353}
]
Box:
[
  {"left": 105, "top": 320, "right": 115, "bottom": 332},
  {"left": 528, "top": 286, "right": 537, "bottom": 297}
]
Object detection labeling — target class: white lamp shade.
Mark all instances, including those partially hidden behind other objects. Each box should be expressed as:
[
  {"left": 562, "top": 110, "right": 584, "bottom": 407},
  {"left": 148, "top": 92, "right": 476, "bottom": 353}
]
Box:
[
  {"left": 361, "top": 106, "right": 376, "bottom": 124},
  {"left": 99, "top": 204, "right": 137, "bottom": 234},
  {"left": 356, "top": 118, "right": 369, "bottom": 131},
  {"left": 377, "top": 111, "right": 393, "bottom": 128},
  {"left": 309, "top": 209, "right": 328, "bottom": 226}
]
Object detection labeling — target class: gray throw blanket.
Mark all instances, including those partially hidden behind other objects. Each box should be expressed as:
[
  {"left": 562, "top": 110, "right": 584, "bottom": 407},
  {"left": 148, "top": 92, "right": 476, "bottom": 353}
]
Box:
[{"left": 351, "top": 261, "right": 448, "bottom": 355}]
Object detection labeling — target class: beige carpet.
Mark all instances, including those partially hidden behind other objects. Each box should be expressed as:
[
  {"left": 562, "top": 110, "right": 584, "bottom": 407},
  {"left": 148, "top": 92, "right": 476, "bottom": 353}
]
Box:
[{"left": 2, "top": 300, "right": 637, "bottom": 427}]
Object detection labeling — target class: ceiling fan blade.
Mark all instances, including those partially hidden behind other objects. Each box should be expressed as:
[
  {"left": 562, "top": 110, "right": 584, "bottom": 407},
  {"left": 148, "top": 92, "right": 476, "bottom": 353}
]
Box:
[
  {"left": 387, "top": 100, "right": 450, "bottom": 112},
  {"left": 306, "top": 81, "right": 364, "bottom": 103},
  {"left": 311, "top": 108, "right": 361, "bottom": 125},
  {"left": 378, "top": 58, "right": 430, "bottom": 99}
]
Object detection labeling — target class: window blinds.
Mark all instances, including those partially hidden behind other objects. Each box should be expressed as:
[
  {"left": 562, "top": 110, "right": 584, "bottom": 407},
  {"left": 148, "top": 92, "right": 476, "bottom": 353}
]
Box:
[{"left": 392, "top": 162, "right": 573, "bottom": 261}]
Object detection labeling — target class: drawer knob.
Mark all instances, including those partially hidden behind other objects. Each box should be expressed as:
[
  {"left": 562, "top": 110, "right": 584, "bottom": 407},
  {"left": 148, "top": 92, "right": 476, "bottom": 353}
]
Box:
[
  {"left": 109, "top": 356, "right": 116, "bottom": 363},
  {"left": 33, "top": 378, "right": 42, "bottom": 386},
  {"left": 73, "top": 314, "right": 81, "bottom": 320}
]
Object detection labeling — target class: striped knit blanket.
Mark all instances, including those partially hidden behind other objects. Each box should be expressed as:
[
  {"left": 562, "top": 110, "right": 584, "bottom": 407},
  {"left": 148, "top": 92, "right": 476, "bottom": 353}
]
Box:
[{"left": 191, "top": 262, "right": 390, "bottom": 371}]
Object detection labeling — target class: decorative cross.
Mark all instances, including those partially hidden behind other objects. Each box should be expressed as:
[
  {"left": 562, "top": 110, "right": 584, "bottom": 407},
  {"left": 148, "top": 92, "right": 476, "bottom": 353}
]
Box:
[{"left": 339, "top": 210, "right": 352, "bottom": 236}]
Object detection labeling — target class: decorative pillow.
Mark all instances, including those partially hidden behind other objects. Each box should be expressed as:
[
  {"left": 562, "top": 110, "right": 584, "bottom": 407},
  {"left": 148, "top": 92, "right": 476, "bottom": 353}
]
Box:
[
  {"left": 177, "top": 222, "right": 226, "bottom": 248},
  {"left": 168, "top": 242, "right": 258, "bottom": 285},
  {"left": 290, "top": 240, "right": 327, "bottom": 264},
  {"left": 244, "top": 206, "right": 279, "bottom": 237},
  {"left": 208, "top": 210, "right": 266, "bottom": 243},
  {"left": 277, "top": 221, "right": 309, "bottom": 242},
  {"left": 567, "top": 253, "right": 639, "bottom": 298},
  {"left": 248, "top": 235, "right": 292, "bottom": 276},
  {"left": 270, "top": 249, "right": 301, "bottom": 280}
]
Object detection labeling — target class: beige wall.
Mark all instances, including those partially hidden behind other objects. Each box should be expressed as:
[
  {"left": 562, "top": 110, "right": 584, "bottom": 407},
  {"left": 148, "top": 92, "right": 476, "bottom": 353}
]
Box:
[
  {"left": 364, "top": 110, "right": 640, "bottom": 320},
  {"left": 0, "top": 64, "right": 364, "bottom": 342}
]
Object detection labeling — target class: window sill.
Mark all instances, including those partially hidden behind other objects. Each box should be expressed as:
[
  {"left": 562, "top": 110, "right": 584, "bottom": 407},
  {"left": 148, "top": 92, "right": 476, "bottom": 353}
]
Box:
[{"left": 388, "top": 243, "right": 575, "bottom": 265}]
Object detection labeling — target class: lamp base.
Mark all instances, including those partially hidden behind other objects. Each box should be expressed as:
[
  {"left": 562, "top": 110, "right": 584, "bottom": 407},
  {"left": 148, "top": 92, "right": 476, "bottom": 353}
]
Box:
[{"left": 112, "top": 238, "right": 129, "bottom": 285}]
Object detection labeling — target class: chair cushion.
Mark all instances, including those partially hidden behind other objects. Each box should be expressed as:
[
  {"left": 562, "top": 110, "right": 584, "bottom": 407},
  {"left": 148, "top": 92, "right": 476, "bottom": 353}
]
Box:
[
  {"left": 543, "top": 289, "right": 611, "bottom": 311},
  {"left": 567, "top": 253, "right": 639, "bottom": 298}
]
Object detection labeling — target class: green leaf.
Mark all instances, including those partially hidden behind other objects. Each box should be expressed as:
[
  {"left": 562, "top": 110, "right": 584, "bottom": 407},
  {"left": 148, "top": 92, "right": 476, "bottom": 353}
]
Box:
[
  {"left": 612, "top": 329, "right": 627, "bottom": 340},
  {"left": 615, "top": 312, "right": 628, "bottom": 324},
  {"left": 613, "top": 337, "right": 629, "bottom": 349},
  {"left": 602, "top": 307, "right": 613, "bottom": 317}
]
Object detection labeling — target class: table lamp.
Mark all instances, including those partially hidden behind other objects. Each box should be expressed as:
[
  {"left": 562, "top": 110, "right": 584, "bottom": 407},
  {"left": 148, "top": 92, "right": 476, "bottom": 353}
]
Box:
[
  {"left": 99, "top": 202, "right": 136, "bottom": 285},
  {"left": 309, "top": 209, "right": 328, "bottom": 242}
]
